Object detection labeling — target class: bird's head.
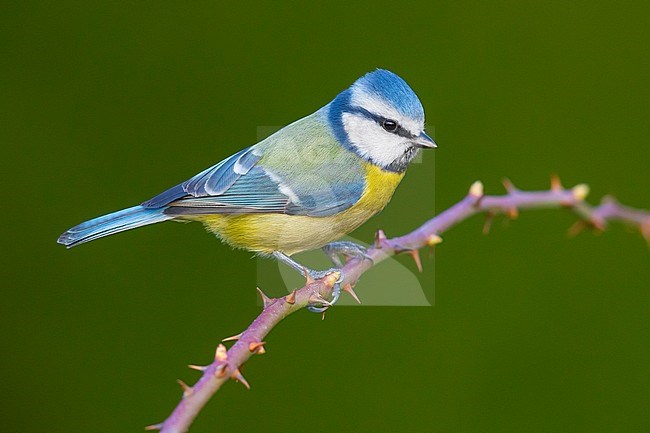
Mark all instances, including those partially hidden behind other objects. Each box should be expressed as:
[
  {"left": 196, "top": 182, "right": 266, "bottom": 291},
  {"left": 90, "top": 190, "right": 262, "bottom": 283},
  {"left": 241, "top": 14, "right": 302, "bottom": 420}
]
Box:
[{"left": 328, "top": 69, "right": 436, "bottom": 172}]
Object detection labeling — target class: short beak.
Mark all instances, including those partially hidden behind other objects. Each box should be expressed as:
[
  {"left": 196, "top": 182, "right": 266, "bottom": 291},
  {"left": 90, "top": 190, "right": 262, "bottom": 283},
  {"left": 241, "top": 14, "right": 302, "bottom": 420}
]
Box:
[{"left": 413, "top": 131, "right": 437, "bottom": 149}]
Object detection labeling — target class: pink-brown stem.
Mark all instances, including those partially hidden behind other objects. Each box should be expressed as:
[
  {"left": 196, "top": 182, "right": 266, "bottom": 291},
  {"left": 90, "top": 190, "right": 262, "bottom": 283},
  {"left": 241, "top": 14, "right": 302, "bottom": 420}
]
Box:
[{"left": 152, "top": 178, "right": 649, "bottom": 433}]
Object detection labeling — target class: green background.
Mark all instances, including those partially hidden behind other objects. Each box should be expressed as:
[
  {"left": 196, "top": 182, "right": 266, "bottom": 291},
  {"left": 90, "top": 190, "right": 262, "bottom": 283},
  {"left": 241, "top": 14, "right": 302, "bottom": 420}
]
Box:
[{"left": 2, "top": 1, "right": 649, "bottom": 432}]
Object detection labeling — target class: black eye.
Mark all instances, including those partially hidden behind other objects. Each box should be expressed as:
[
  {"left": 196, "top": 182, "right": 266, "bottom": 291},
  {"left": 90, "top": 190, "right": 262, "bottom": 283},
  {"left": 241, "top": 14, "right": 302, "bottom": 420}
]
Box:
[{"left": 381, "top": 119, "right": 398, "bottom": 132}]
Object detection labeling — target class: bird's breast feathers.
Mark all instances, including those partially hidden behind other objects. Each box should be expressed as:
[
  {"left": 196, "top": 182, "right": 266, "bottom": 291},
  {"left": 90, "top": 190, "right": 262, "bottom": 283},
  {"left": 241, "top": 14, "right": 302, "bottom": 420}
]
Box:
[{"left": 198, "top": 162, "right": 404, "bottom": 255}]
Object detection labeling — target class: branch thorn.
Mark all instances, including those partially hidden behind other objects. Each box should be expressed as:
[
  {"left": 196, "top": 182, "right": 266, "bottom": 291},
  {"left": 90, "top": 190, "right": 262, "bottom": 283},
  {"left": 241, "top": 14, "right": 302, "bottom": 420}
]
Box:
[
  {"left": 568, "top": 220, "right": 587, "bottom": 237},
  {"left": 222, "top": 333, "right": 242, "bottom": 342},
  {"left": 592, "top": 217, "right": 607, "bottom": 232},
  {"left": 303, "top": 268, "right": 315, "bottom": 285},
  {"left": 232, "top": 369, "right": 250, "bottom": 390},
  {"left": 483, "top": 212, "right": 494, "bottom": 234},
  {"left": 256, "top": 287, "right": 273, "bottom": 309},
  {"left": 600, "top": 194, "right": 618, "bottom": 206},
  {"left": 409, "top": 249, "right": 423, "bottom": 272},
  {"left": 641, "top": 221, "right": 650, "bottom": 248},
  {"left": 501, "top": 177, "right": 517, "bottom": 193},
  {"left": 215, "top": 344, "right": 228, "bottom": 362},
  {"left": 342, "top": 283, "right": 362, "bottom": 304},
  {"left": 144, "top": 423, "right": 163, "bottom": 431},
  {"left": 285, "top": 290, "right": 296, "bottom": 304},
  {"left": 506, "top": 207, "right": 519, "bottom": 220},
  {"left": 374, "top": 229, "right": 388, "bottom": 248},
  {"left": 248, "top": 341, "right": 266, "bottom": 354},
  {"left": 188, "top": 364, "right": 207, "bottom": 372},
  {"left": 550, "top": 174, "right": 563, "bottom": 191},
  {"left": 177, "top": 379, "right": 194, "bottom": 398}
]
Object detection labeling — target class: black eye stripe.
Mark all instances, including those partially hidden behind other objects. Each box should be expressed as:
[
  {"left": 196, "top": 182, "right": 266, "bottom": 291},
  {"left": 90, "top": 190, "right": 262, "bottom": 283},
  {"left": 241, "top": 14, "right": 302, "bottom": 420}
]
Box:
[
  {"left": 395, "top": 124, "right": 415, "bottom": 139},
  {"left": 346, "top": 106, "right": 417, "bottom": 139}
]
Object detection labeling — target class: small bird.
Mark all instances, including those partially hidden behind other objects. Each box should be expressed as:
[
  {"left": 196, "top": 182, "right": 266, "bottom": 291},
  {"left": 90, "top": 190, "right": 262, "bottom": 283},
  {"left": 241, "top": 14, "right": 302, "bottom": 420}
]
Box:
[{"left": 58, "top": 69, "right": 436, "bottom": 310}]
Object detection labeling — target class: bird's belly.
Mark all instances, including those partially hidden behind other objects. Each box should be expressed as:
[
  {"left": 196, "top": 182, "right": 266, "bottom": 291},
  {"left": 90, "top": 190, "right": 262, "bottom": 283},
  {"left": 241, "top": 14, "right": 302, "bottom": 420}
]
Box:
[{"left": 195, "top": 164, "right": 404, "bottom": 255}]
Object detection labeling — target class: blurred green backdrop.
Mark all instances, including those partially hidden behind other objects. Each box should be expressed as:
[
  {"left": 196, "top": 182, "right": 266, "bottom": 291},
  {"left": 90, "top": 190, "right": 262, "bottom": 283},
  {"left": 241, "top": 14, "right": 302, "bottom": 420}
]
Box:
[{"left": 1, "top": 1, "right": 649, "bottom": 432}]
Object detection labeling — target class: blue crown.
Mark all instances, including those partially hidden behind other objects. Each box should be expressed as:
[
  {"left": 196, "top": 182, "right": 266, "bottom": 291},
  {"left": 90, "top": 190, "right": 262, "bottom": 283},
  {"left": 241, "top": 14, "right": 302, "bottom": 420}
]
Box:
[{"left": 352, "top": 69, "right": 424, "bottom": 122}]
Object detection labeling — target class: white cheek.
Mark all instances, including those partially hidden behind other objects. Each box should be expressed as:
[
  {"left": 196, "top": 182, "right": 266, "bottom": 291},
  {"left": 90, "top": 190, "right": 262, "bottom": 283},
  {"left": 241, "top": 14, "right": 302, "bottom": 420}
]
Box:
[{"left": 342, "top": 113, "right": 410, "bottom": 167}]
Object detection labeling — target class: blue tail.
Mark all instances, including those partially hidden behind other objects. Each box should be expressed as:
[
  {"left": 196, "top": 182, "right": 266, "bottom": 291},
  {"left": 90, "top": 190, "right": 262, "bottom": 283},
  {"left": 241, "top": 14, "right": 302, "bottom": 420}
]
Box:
[{"left": 57, "top": 205, "right": 172, "bottom": 248}]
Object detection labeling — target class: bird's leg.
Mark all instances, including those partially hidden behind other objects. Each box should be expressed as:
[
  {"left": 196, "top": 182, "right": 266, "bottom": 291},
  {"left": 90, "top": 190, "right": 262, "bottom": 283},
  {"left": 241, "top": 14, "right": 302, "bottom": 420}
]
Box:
[
  {"left": 322, "top": 241, "right": 373, "bottom": 267},
  {"left": 272, "top": 251, "right": 344, "bottom": 281},
  {"left": 272, "top": 251, "right": 343, "bottom": 313}
]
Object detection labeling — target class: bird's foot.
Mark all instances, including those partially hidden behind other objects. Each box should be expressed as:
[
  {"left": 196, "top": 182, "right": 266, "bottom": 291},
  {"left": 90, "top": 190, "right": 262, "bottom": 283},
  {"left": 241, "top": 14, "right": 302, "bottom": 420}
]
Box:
[
  {"left": 272, "top": 251, "right": 344, "bottom": 314},
  {"left": 303, "top": 267, "right": 343, "bottom": 313},
  {"left": 304, "top": 267, "right": 344, "bottom": 283},
  {"left": 306, "top": 279, "right": 342, "bottom": 314},
  {"left": 322, "top": 241, "right": 373, "bottom": 267}
]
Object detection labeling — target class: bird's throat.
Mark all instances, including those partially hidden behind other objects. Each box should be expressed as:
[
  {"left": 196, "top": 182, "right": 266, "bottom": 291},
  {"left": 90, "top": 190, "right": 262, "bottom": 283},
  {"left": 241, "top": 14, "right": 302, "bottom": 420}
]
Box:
[{"left": 384, "top": 146, "right": 419, "bottom": 173}]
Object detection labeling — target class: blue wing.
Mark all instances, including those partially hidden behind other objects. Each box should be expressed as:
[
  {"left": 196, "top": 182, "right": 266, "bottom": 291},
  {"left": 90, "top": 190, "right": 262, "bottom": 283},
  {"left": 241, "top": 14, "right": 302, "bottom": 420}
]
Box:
[
  {"left": 141, "top": 146, "right": 262, "bottom": 208},
  {"left": 162, "top": 166, "right": 364, "bottom": 217},
  {"left": 163, "top": 167, "right": 289, "bottom": 215},
  {"left": 142, "top": 146, "right": 365, "bottom": 217}
]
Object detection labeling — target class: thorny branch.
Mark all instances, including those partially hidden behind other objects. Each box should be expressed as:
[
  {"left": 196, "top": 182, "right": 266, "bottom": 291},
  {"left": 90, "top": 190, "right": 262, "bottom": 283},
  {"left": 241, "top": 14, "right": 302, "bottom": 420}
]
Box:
[{"left": 148, "top": 176, "right": 650, "bottom": 433}]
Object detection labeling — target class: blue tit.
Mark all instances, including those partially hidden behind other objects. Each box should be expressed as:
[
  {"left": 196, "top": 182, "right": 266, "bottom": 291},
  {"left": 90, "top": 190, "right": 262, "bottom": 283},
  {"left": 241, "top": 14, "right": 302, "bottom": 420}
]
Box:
[{"left": 58, "top": 69, "right": 436, "bottom": 309}]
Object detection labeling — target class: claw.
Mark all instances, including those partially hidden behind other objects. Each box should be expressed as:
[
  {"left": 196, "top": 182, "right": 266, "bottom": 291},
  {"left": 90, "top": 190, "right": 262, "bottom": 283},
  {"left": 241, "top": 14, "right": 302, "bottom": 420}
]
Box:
[
  {"left": 322, "top": 241, "right": 373, "bottom": 265},
  {"left": 307, "top": 304, "right": 329, "bottom": 313},
  {"left": 308, "top": 293, "right": 332, "bottom": 306},
  {"left": 307, "top": 282, "right": 342, "bottom": 313},
  {"left": 307, "top": 268, "right": 344, "bottom": 284},
  {"left": 324, "top": 249, "right": 344, "bottom": 267}
]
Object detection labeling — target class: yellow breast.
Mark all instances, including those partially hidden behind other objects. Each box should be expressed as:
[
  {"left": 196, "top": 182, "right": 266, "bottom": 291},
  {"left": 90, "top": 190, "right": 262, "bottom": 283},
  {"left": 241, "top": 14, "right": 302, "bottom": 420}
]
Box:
[{"left": 194, "top": 163, "right": 404, "bottom": 255}]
